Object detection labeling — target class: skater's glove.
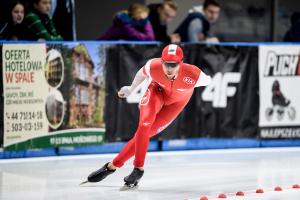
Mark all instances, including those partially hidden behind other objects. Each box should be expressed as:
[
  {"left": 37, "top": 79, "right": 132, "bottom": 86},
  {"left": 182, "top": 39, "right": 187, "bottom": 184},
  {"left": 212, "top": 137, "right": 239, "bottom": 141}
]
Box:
[
  {"left": 118, "top": 86, "right": 132, "bottom": 98},
  {"left": 118, "top": 68, "right": 146, "bottom": 98}
]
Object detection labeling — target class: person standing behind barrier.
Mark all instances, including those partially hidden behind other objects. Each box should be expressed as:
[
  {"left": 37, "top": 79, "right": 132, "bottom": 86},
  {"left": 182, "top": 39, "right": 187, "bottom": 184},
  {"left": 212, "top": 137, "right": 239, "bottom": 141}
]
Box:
[
  {"left": 0, "top": 1, "right": 27, "bottom": 40},
  {"left": 174, "top": 0, "right": 220, "bottom": 42},
  {"left": 23, "top": 0, "right": 63, "bottom": 41},
  {"left": 283, "top": 12, "right": 300, "bottom": 42},
  {"left": 98, "top": 4, "right": 154, "bottom": 41},
  {"left": 148, "top": 0, "right": 180, "bottom": 43}
]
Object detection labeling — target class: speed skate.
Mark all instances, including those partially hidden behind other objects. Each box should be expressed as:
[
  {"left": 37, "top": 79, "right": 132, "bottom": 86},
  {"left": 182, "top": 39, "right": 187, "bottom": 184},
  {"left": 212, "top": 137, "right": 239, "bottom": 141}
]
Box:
[
  {"left": 120, "top": 168, "right": 144, "bottom": 191},
  {"left": 119, "top": 182, "right": 139, "bottom": 191}
]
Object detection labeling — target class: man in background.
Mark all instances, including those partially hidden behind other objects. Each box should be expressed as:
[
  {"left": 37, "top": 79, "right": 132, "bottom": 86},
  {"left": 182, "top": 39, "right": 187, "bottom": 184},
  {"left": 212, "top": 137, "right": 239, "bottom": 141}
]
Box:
[
  {"left": 283, "top": 12, "right": 300, "bottom": 42},
  {"left": 148, "top": 0, "right": 180, "bottom": 43},
  {"left": 175, "top": 0, "right": 220, "bottom": 42}
]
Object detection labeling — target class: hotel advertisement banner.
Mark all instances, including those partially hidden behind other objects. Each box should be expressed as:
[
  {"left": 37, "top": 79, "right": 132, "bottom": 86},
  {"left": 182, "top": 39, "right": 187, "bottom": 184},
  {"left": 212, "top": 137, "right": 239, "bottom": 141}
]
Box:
[{"left": 2, "top": 43, "right": 106, "bottom": 150}]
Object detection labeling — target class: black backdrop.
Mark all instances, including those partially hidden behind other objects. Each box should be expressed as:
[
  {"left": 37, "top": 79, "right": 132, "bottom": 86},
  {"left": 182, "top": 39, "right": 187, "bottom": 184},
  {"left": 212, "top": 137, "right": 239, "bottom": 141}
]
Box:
[{"left": 104, "top": 44, "right": 259, "bottom": 142}]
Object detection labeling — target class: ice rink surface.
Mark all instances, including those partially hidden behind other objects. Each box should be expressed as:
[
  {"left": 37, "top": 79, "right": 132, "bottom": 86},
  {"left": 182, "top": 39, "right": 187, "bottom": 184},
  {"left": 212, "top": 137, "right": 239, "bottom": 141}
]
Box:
[{"left": 1, "top": 147, "right": 300, "bottom": 200}]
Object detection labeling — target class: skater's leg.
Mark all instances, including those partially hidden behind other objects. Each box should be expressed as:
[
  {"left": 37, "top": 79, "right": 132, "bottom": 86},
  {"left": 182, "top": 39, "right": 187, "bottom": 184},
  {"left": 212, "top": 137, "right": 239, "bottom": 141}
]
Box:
[
  {"left": 133, "top": 86, "right": 164, "bottom": 168},
  {"left": 134, "top": 99, "right": 189, "bottom": 167},
  {"left": 112, "top": 137, "right": 135, "bottom": 168},
  {"left": 112, "top": 114, "right": 169, "bottom": 169},
  {"left": 149, "top": 99, "right": 189, "bottom": 136},
  {"left": 121, "top": 99, "right": 190, "bottom": 187},
  {"left": 112, "top": 83, "right": 163, "bottom": 168}
]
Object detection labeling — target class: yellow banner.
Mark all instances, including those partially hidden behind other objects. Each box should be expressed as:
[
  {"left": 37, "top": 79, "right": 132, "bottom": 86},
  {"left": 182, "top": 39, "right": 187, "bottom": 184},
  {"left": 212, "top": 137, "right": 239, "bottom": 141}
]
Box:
[{"left": 3, "top": 44, "right": 48, "bottom": 147}]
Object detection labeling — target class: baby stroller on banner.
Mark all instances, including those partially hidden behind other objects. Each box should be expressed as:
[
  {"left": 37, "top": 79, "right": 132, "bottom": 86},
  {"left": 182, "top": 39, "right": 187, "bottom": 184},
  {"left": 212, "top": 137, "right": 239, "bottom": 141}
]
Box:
[{"left": 265, "top": 80, "right": 296, "bottom": 121}]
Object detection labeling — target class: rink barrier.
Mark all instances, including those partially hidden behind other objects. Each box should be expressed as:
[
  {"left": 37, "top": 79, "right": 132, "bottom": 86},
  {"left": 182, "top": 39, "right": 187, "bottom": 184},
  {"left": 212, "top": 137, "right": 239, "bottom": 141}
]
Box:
[
  {"left": 0, "top": 141, "right": 159, "bottom": 158},
  {"left": 2, "top": 41, "right": 300, "bottom": 158},
  {"left": 25, "top": 148, "right": 57, "bottom": 157},
  {"left": 2, "top": 138, "right": 300, "bottom": 158},
  {"left": 57, "top": 141, "right": 159, "bottom": 155},
  {"left": 161, "top": 138, "right": 261, "bottom": 151},
  {"left": 2, "top": 148, "right": 57, "bottom": 159},
  {"left": 0, "top": 148, "right": 3, "bottom": 159},
  {"left": 162, "top": 138, "right": 300, "bottom": 151},
  {"left": 57, "top": 142, "right": 127, "bottom": 155},
  {"left": 260, "top": 139, "right": 300, "bottom": 147}
]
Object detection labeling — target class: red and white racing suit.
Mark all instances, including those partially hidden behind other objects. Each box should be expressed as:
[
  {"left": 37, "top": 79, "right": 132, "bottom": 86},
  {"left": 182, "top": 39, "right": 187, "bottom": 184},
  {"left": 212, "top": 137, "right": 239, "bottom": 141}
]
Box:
[{"left": 112, "top": 58, "right": 211, "bottom": 168}]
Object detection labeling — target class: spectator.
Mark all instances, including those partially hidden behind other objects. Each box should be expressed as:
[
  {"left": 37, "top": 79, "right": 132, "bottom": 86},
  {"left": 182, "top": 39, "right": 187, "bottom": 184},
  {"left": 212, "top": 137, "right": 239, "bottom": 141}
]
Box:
[
  {"left": 51, "top": 0, "right": 76, "bottom": 41},
  {"left": 0, "top": 1, "right": 27, "bottom": 40},
  {"left": 24, "top": 0, "right": 63, "bottom": 41},
  {"left": 283, "top": 12, "right": 300, "bottom": 42},
  {"left": 99, "top": 4, "right": 154, "bottom": 41},
  {"left": 148, "top": 0, "right": 180, "bottom": 43},
  {"left": 174, "top": 0, "right": 220, "bottom": 42}
]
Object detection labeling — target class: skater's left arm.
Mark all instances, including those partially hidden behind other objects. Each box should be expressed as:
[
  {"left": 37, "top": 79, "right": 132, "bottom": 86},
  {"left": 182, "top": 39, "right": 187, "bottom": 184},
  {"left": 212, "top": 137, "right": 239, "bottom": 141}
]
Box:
[{"left": 194, "top": 70, "right": 212, "bottom": 87}]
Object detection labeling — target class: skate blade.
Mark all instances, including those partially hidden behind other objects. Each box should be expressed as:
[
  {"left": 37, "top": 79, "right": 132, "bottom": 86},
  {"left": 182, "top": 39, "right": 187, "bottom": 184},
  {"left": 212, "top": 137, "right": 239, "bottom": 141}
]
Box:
[
  {"left": 119, "top": 184, "right": 139, "bottom": 191},
  {"left": 79, "top": 180, "right": 88, "bottom": 186}
]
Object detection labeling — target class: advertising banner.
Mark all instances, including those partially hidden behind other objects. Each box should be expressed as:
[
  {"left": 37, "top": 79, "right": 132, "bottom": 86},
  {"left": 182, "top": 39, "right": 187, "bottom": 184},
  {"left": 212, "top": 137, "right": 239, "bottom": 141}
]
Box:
[
  {"left": 105, "top": 44, "right": 259, "bottom": 141},
  {"left": 259, "top": 45, "right": 300, "bottom": 138},
  {"left": 6, "top": 43, "right": 299, "bottom": 148},
  {"left": 2, "top": 43, "right": 106, "bottom": 150}
]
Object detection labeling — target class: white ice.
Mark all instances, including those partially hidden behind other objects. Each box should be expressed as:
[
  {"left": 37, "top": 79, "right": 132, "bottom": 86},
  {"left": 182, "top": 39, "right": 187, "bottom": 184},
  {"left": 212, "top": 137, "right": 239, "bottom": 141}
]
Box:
[{"left": 1, "top": 147, "right": 300, "bottom": 200}]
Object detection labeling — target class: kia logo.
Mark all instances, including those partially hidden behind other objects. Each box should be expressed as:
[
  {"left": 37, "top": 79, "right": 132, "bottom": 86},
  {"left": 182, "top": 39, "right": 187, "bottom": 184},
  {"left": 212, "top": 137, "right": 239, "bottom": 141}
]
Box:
[{"left": 183, "top": 77, "right": 195, "bottom": 84}]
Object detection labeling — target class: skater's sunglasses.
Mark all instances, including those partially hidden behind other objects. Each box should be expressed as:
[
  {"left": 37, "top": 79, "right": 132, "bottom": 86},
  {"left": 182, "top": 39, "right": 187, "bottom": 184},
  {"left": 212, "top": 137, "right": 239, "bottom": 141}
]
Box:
[{"left": 163, "top": 61, "right": 180, "bottom": 68}]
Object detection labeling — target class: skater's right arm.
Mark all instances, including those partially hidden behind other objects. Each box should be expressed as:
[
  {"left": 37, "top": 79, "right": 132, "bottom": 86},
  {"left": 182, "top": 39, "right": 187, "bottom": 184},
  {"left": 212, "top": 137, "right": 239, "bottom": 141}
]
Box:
[
  {"left": 118, "top": 68, "right": 147, "bottom": 98},
  {"left": 118, "top": 59, "right": 153, "bottom": 98}
]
